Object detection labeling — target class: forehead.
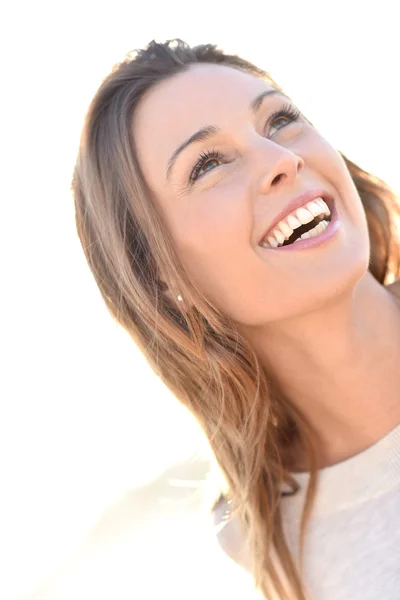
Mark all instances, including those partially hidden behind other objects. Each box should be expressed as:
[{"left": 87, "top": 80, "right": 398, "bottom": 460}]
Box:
[
  {"left": 136, "top": 63, "right": 274, "bottom": 125},
  {"left": 133, "top": 64, "right": 276, "bottom": 180}
]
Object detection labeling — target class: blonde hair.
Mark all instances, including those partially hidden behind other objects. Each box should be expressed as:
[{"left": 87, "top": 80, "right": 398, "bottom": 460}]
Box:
[{"left": 71, "top": 39, "right": 400, "bottom": 599}]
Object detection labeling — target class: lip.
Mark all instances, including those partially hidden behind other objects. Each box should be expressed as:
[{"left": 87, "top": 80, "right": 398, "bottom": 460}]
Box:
[{"left": 258, "top": 187, "right": 335, "bottom": 246}]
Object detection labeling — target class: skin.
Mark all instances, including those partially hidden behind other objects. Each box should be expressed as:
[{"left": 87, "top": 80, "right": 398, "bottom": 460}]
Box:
[{"left": 133, "top": 63, "right": 400, "bottom": 471}]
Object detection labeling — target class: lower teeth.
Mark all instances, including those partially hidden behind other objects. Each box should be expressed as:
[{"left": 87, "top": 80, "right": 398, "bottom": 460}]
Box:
[{"left": 294, "top": 218, "right": 329, "bottom": 242}]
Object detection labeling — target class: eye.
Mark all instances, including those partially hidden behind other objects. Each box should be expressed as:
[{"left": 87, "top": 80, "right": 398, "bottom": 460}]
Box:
[
  {"left": 187, "top": 103, "right": 301, "bottom": 187},
  {"left": 189, "top": 150, "right": 223, "bottom": 185},
  {"left": 268, "top": 103, "right": 302, "bottom": 137}
]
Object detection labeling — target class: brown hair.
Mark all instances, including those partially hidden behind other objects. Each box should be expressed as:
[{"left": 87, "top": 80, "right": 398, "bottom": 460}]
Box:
[{"left": 71, "top": 39, "right": 400, "bottom": 599}]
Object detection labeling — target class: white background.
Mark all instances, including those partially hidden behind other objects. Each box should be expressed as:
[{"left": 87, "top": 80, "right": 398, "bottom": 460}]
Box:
[{"left": 1, "top": 1, "right": 399, "bottom": 598}]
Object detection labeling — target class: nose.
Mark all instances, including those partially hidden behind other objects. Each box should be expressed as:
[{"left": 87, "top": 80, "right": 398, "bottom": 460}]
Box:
[{"left": 255, "top": 142, "right": 305, "bottom": 195}]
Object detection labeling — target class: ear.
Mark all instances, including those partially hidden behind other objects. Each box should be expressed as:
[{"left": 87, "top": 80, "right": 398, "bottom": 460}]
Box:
[{"left": 159, "top": 279, "right": 183, "bottom": 311}]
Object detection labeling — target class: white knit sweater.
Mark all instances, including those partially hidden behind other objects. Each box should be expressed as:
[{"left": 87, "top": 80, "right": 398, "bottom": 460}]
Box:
[{"left": 215, "top": 423, "right": 400, "bottom": 599}]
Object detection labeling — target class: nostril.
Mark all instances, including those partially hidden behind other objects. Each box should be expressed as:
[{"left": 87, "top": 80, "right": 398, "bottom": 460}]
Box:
[{"left": 272, "top": 173, "right": 285, "bottom": 186}]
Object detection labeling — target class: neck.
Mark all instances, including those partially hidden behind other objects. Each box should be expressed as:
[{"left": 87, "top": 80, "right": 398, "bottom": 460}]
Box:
[{"left": 246, "top": 273, "right": 400, "bottom": 471}]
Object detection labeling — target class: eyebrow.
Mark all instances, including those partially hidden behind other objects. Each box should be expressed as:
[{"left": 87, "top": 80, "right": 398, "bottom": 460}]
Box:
[
  {"left": 166, "top": 125, "right": 220, "bottom": 181},
  {"left": 166, "top": 89, "right": 284, "bottom": 181},
  {"left": 250, "top": 89, "right": 283, "bottom": 113}
]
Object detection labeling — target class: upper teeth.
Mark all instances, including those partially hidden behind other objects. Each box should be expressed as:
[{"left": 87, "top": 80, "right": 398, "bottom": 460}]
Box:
[{"left": 260, "top": 198, "right": 331, "bottom": 248}]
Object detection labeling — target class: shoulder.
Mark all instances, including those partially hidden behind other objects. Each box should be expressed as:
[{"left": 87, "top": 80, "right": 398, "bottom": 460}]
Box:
[
  {"left": 212, "top": 494, "right": 252, "bottom": 572},
  {"left": 386, "top": 278, "right": 400, "bottom": 300}
]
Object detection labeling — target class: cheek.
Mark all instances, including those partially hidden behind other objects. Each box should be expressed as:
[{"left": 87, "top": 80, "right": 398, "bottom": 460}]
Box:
[
  {"left": 164, "top": 182, "right": 268, "bottom": 316},
  {"left": 180, "top": 242, "right": 276, "bottom": 323},
  {"left": 300, "top": 132, "right": 343, "bottom": 181},
  {"left": 166, "top": 209, "right": 290, "bottom": 323},
  {"left": 301, "top": 132, "right": 368, "bottom": 225},
  {"left": 168, "top": 177, "right": 251, "bottom": 264}
]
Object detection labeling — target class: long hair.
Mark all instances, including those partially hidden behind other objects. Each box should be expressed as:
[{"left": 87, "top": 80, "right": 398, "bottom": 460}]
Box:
[{"left": 71, "top": 39, "right": 400, "bottom": 599}]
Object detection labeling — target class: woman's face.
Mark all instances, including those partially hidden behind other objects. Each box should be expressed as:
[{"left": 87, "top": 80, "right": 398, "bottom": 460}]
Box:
[{"left": 133, "top": 64, "right": 370, "bottom": 327}]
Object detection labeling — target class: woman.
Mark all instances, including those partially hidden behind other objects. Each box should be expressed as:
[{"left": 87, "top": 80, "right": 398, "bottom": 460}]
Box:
[{"left": 71, "top": 39, "right": 400, "bottom": 599}]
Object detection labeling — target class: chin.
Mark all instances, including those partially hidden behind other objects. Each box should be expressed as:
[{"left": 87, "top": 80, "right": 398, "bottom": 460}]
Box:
[
  {"left": 303, "top": 248, "right": 370, "bottom": 315},
  {"left": 279, "top": 246, "right": 371, "bottom": 321}
]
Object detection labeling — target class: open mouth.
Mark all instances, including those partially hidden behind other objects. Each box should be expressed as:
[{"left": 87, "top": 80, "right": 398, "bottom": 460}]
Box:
[
  {"left": 281, "top": 213, "right": 332, "bottom": 246},
  {"left": 259, "top": 197, "right": 333, "bottom": 249}
]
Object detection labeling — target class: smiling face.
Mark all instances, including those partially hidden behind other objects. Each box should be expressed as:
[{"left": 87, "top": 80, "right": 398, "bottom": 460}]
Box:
[{"left": 133, "top": 63, "right": 370, "bottom": 328}]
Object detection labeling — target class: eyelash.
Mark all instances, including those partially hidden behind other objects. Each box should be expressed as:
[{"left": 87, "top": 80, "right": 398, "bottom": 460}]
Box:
[{"left": 188, "top": 103, "right": 302, "bottom": 186}]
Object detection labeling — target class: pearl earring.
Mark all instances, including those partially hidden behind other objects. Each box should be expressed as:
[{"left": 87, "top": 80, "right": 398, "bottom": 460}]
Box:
[{"left": 177, "top": 295, "right": 183, "bottom": 302}]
